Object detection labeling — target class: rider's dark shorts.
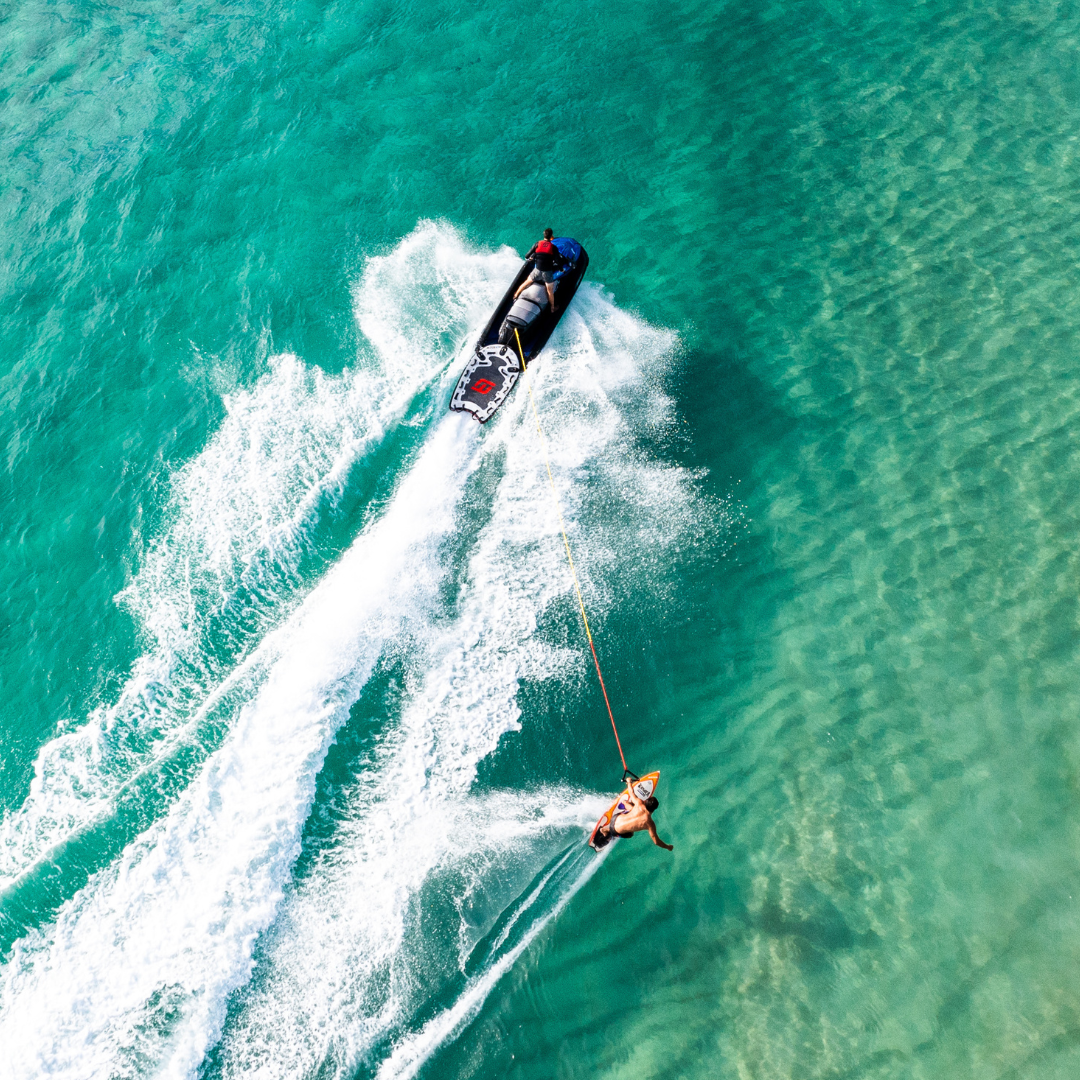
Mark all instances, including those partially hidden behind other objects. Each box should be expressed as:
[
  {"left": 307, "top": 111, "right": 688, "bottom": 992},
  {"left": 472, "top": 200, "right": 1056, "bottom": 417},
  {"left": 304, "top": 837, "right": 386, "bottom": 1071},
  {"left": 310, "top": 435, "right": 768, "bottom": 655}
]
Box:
[{"left": 529, "top": 267, "right": 556, "bottom": 284}]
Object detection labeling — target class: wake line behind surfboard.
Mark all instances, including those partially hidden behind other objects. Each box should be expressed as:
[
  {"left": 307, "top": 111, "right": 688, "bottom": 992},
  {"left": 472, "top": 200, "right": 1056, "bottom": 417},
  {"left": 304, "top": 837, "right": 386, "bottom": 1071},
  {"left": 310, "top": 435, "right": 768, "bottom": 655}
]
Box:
[{"left": 449, "top": 237, "right": 588, "bottom": 423}]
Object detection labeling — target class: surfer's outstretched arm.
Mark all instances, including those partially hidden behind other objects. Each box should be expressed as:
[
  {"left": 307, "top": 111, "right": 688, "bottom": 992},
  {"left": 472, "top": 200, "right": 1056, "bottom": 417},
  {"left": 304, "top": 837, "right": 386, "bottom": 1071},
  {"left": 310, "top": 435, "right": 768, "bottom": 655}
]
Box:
[{"left": 646, "top": 819, "right": 673, "bottom": 851}]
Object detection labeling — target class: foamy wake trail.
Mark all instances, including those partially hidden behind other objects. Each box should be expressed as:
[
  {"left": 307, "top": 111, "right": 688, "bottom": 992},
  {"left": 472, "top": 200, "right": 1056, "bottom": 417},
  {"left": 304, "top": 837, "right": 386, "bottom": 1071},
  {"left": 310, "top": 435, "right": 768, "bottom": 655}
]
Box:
[
  {"left": 211, "top": 409, "right": 602, "bottom": 1079},
  {"left": 0, "top": 416, "right": 480, "bottom": 1080},
  {"left": 210, "top": 290, "right": 702, "bottom": 1080},
  {"left": 0, "top": 222, "right": 510, "bottom": 888},
  {"left": 0, "top": 227, "right": 710, "bottom": 1080}
]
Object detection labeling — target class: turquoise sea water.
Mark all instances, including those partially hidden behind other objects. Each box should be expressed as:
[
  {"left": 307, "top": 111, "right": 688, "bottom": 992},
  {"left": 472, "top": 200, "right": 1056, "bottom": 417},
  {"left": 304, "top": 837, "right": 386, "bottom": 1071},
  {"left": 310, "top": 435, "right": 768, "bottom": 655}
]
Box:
[{"left": 5, "top": 0, "right": 1080, "bottom": 1076}]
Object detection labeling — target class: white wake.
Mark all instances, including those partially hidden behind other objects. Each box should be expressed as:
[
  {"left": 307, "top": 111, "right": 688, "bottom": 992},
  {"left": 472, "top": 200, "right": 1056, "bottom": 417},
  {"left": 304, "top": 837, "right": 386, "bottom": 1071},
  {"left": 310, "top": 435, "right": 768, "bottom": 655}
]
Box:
[{"left": 0, "top": 224, "right": 707, "bottom": 1080}]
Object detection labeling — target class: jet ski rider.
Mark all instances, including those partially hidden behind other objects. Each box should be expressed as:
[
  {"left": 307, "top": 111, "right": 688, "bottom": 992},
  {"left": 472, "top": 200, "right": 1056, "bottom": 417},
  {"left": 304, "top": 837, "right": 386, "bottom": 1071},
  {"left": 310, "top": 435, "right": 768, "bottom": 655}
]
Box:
[{"left": 514, "top": 228, "right": 565, "bottom": 314}]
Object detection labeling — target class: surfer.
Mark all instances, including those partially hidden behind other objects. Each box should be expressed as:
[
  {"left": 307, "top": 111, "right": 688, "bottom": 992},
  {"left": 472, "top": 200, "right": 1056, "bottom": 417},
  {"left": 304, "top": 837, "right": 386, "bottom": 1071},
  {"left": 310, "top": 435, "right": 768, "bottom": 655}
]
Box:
[
  {"left": 514, "top": 228, "right": 565, "bottom": 313},
  {"left": 595, "top": 782, "right": 673, "bottom": 851}
]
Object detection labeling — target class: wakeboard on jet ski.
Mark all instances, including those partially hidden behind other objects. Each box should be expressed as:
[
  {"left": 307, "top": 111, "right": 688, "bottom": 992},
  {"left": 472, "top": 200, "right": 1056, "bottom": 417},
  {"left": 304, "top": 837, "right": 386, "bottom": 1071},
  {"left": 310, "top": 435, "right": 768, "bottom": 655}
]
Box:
[{"left": 449, "top": 235, "right": 589, "bottom": 423}]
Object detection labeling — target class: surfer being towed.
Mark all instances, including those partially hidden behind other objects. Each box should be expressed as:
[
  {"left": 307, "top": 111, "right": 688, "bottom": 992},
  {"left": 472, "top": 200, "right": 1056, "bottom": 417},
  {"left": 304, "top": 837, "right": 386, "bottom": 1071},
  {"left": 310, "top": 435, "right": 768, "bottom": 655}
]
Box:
[
  {"left": 592, "top": 777, "right": 673, "bottom": 851},
  {"left": 514, "top": 228, "right": 566, "bottom": 313}
]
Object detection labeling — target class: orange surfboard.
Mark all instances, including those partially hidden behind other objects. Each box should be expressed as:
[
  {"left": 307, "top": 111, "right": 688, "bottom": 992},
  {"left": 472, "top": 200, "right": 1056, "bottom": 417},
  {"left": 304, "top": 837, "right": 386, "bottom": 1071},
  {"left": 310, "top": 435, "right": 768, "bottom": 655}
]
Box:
[{"left": 588, "top": 771, "right": 660, "bottom": 850}]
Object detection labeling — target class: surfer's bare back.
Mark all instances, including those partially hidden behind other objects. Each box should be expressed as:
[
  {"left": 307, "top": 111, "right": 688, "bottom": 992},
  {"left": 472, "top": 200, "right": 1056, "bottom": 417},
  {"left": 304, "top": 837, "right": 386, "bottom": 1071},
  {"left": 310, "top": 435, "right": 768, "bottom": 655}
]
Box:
[{"left": 594, "top": 782, "right": 673, "bottom": 851}]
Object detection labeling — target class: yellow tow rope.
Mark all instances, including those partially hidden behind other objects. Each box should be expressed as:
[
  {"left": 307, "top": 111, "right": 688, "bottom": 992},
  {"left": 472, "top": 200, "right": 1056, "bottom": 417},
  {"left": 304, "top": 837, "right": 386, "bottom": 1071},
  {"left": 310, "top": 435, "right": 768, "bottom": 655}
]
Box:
[{"left": 514, "top": 327, "right": 629, "bottom": 774}]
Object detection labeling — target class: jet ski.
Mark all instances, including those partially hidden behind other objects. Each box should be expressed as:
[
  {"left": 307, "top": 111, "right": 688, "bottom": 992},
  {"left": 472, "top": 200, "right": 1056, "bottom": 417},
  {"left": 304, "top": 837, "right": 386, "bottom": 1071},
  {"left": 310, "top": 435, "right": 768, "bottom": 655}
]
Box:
[{"left": 449, "top": 237, "right": 589, "bottom": 423}]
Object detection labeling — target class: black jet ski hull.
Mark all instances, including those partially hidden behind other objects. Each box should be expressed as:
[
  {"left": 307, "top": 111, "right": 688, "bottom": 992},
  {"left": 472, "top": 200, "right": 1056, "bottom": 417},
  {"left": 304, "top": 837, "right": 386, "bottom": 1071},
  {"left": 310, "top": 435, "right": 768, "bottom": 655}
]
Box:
[{"left": 450, "top": 241, "right": 589, "bottom": 423}]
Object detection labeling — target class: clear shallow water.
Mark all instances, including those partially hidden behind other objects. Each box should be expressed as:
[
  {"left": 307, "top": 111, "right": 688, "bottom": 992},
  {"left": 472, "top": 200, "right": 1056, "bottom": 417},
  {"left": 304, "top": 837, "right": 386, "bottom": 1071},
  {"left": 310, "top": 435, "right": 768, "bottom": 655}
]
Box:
[{"left": 4, "top": 1, "right": 1080, "bottom": 1078}]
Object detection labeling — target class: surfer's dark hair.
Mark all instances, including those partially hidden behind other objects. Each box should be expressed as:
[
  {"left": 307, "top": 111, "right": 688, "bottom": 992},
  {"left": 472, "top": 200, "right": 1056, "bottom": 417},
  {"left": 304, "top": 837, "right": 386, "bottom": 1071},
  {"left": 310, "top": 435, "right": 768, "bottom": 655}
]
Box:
[
  {"left": 644, "top": 796, "right": 659, "bottom": 812},
  {"left": 543, "top": 227, "right": 553, "bottom": 239}
]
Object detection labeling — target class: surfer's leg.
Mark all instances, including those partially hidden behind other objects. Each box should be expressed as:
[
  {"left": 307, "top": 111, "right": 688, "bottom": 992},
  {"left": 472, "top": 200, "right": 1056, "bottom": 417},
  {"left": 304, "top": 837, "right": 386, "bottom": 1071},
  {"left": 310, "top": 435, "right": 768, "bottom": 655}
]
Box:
[{"left": 545, "top": 282, "right": 556, "bottom": 312}]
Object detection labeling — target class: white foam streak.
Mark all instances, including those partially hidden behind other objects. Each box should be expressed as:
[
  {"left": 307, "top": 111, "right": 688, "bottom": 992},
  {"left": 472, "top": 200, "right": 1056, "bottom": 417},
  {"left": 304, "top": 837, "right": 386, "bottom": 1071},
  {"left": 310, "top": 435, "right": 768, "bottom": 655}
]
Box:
[
  {"left": 0, "top": 418, "right": 478, "bottom": 1080},
  {"left": 0, "top": 222, "right": 488, "bottom": 889},
  {"left": 0, "top": 355, "right": 384, "bottom": 886},
  {"left": 211, "top": 400, "right": 602, "bottom": 1077},
  {"left": 377, "top": 851, "right": 605, "bottom": 1080}
]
